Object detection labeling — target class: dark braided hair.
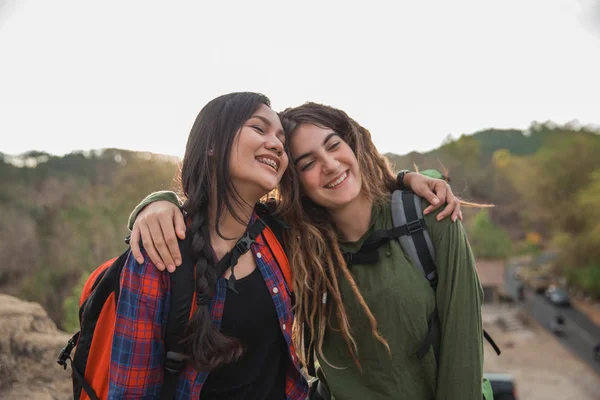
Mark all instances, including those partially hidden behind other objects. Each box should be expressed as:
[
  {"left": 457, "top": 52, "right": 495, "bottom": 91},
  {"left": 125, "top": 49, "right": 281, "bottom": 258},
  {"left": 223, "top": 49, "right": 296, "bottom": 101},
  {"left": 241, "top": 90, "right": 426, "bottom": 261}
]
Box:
[{"left": 179, "top": 92, "right": 271, "bottom": 371}]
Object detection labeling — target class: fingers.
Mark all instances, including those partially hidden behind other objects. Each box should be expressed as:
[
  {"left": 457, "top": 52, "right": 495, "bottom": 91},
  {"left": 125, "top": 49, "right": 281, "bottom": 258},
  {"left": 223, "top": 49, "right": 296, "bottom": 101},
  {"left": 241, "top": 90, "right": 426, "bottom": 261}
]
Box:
[
  {"left": 423, "top": 203, "right": 437, "bottom": 215},
  {"left": 436, "top": 200, "right": 454, "bottom": 221},
  {"left": 174, "top": 211, "right": 186, "bottom": 240},
  {"left": 148, "top": 216, "right": 176, "bottom": 272},
  {"left": 436, "top": 189, "right": 461, "bottom": 223},
  {"left": 130, "top": 200, "right": 183, "bottom": 272},
  {"left": 423, "top": 182, "right": 445, "bottom": 215},
  {"left": 446, "top": 185, "right": 461, "bottom": 222},
  {"left": 159, "top": 213, "right": 182, "bottom": 270},
  {"left": 449, "top": 200, "right": 462, "bottom": 222},
  {"left": 139, "top": 223, "right": 166, "bottom": 271},
  {"left": 130, "top": 226, "right": 144, "bottom": 264}
]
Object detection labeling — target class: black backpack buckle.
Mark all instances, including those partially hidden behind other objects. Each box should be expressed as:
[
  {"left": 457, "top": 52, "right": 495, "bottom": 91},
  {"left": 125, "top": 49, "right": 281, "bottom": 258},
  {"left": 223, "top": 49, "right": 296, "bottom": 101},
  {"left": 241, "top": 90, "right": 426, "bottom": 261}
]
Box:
[
  {"left": 234, "top": 232, "right": 255, "bottom": 254},
  {"left": 406, "top": 219, "right": 425, "bottom": 235},
  {"left": 426, "top": 271, "right": 439, "bottom": 289},
  {"left": 165, "top": 351, "right": 186, "bottom": 374},
  {"left": 57, "top": 332, "right": 79, "bottom": 370}
]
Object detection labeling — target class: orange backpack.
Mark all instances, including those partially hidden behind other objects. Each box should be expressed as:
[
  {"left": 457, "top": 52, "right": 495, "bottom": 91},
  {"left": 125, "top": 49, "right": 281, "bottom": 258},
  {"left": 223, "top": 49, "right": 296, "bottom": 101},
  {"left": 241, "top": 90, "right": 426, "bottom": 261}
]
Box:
[{"left": 57, "top": 214, "right": 292, "bottom": 400}]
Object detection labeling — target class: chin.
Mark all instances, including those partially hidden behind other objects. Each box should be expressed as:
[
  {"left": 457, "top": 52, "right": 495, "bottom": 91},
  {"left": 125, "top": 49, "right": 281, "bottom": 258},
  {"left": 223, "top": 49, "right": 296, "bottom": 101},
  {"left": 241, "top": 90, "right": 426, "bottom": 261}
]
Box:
[
  {"left": 258, "top": 180, "right": 279, "bottom": 193},
  {"left": 323, "top": 189, "right": 361, "bottom": 207}
]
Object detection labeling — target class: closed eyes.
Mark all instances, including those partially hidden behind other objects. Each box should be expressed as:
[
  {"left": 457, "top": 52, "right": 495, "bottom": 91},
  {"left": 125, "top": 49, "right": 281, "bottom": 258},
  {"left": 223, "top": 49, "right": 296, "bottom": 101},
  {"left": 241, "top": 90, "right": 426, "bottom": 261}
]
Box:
[
  {"left": 298, "top": 142, "right": 342, "bottom": 171},
  {"left": 300, "top": 160, "right": 314, "bottom": 171}
]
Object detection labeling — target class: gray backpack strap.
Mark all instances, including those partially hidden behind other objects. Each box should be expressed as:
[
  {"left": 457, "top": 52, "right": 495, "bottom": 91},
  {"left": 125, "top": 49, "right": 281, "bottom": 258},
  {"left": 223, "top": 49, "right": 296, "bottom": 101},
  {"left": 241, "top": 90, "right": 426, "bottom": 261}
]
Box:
[{"left": 391, "top": 190, "right": 437, "bottom": 285}]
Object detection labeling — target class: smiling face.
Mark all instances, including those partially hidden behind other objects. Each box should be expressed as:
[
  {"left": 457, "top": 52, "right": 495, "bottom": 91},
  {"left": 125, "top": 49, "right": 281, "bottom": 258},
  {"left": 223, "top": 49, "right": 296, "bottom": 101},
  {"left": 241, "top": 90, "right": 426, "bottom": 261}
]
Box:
[
  {"left": 289, "top": 123, "right": 362, "bottom": 210},
  {"left": 229, "top": 104, "right": 288, "bottom": 198}
]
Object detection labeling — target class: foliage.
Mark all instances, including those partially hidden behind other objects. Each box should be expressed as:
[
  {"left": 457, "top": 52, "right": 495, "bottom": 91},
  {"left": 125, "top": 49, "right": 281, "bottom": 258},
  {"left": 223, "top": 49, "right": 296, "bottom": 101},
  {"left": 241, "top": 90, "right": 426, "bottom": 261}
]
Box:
[
  {"left": 386, "top": 122, "right": 600, "bottom": 298},
  {"left": 564, "top": 263, "right": 600, "bottom": 298},
  {"left": 0, "top": 149, "right": 178, "bottom": 328},
  {"left": 466, "top": 209, "right": 512, "bottom": 259},
  {"left": 496, "top": 128, "right": 600, "bottom": 297},
  {"left": 62, "top": 274, "right": 88, "bottom": 333}
]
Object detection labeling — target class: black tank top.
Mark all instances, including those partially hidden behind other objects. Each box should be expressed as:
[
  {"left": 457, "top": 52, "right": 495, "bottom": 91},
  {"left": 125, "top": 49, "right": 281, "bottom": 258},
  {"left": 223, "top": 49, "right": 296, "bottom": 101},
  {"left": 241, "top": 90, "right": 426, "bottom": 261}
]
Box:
[{"left": 200, "top": 266, "right": 287, "bottom": 400}]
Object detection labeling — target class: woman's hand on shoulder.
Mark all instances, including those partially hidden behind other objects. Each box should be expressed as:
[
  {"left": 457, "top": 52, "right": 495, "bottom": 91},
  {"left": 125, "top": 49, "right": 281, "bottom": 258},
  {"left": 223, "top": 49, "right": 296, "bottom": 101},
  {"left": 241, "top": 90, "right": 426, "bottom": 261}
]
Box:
[
  {"left": 404, "top": 173, "right": 462, "bottom": 222},
  {"left": 130, "top": 201, "right": 186, "bottom": 272}
]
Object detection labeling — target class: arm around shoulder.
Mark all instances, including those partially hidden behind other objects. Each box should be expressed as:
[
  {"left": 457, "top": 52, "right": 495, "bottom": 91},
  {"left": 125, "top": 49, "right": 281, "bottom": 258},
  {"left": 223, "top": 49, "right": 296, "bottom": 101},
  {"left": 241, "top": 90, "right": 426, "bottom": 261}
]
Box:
[{"left": 128, "top": 190, "right": 181, "bottom": 230}]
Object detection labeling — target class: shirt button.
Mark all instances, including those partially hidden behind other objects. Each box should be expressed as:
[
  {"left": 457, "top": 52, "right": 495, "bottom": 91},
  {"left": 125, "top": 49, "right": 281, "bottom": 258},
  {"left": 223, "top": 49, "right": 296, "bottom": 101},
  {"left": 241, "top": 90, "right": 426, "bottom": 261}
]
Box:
[
  {"left": 282, "top": 324, "right": 286, "bottom": 330},
  {"left": 256, "top": 252, "right": 262, "bottom": 258},
  {"left": 272, "top": 287, "right": 279, "bottom": 294}
]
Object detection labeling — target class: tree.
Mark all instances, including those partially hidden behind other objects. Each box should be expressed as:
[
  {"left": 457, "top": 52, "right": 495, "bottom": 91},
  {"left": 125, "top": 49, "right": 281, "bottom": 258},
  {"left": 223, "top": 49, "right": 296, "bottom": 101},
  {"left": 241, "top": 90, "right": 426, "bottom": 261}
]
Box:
[{"left": 467, "top": 209, "right": 512, "bottom": 259}]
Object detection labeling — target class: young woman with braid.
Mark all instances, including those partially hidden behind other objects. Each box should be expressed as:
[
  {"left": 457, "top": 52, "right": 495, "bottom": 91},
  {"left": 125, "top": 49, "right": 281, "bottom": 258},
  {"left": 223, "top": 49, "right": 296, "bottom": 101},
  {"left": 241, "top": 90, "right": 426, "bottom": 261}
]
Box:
[
  {"left": 109, "top": 92, "right": 309, "bottom": 399},
  {"left": 127, "top": 105, "right": 473, "bottom": 399}
]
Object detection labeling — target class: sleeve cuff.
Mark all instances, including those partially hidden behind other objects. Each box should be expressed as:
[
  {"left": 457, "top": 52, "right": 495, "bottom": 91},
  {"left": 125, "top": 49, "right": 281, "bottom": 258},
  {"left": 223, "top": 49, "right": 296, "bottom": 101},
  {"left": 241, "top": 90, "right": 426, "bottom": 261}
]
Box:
[{"left": 127, "top": 191, "right": 181, "bottom": 230}]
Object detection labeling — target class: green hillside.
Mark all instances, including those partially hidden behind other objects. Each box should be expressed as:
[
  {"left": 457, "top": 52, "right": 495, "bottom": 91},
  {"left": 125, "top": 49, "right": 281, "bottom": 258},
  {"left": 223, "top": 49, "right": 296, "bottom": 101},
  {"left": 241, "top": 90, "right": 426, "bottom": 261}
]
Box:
[{"left": 1, "top": 121, "right": 599, "bottom": 329}]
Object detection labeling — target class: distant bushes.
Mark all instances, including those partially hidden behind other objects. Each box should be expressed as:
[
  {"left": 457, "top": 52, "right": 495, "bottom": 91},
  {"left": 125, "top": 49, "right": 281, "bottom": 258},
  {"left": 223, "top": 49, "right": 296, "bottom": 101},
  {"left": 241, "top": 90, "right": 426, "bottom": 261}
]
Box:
[
  {"left": 0, "top": 149, "right": 179, "bottom": 328},
  {"left": 466, "top": 209, "right": 512, "bottom": 259}
]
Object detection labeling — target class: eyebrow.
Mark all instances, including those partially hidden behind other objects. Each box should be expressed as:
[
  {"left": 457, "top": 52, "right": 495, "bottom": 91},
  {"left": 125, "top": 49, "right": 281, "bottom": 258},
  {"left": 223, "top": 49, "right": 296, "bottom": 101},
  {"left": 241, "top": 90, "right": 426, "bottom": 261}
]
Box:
[
  {"left": 294, "top": 132, "right": 339, "bottom": 165},
  {"left": 249, "top": 115, "right": 284, "bottom": 137}
]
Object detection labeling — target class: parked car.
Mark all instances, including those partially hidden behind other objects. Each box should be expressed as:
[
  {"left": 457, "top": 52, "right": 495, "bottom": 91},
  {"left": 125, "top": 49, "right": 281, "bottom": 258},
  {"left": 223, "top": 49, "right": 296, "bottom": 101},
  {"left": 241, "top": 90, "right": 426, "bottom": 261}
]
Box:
[
  {"left": 545, "top": 285, "right": 571, "bottom": 307},
  {"left": 485, "top": 373, "right": 518, "bottom": 400}
]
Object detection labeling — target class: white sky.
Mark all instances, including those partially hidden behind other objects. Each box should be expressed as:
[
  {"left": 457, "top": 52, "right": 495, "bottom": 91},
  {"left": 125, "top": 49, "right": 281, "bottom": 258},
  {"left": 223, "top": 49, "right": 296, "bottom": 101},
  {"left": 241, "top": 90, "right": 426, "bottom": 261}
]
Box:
[{"left": 1, "top": 0, "right": 599, "bottom": 158}]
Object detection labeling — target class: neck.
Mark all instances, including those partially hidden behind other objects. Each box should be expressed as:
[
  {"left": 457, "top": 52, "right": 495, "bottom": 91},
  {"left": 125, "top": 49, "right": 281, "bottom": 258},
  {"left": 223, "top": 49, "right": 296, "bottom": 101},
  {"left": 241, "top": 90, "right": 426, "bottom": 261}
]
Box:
[
  {"left": 208, "top": 191, "right": 258, "bottom": 259},
  {"left": 328, "top": 194, "right": 373, "bottom": 242}
]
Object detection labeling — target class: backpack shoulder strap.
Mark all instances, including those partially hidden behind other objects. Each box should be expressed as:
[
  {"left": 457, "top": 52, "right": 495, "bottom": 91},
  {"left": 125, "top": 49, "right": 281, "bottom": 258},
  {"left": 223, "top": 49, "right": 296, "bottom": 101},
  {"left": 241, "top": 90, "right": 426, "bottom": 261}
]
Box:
[
  {"left": 161, "top": 232, "right": 195, "bottom": 400},
  {"left": 255, "top": 205, "right": 293, "bottom": 293},
  {"left": 391, "top": 190, "right": 438, "bottom": 288},
  {"left": 79, "top": 257, "right": 119, "bottom": 306},
  {"left": 262, "top": 224, "right": 293, "bottom": 293}
]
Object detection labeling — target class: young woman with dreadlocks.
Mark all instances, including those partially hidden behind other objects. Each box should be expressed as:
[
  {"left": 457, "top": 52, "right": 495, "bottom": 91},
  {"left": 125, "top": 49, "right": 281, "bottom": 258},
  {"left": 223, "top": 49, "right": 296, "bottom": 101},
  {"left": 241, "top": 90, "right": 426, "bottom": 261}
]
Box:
[
  {"left": 109, "top": 92, "right": 308, "bottom": 399},
  {"left": 276, "top": 103, "right": 487, "bottom": 400}
]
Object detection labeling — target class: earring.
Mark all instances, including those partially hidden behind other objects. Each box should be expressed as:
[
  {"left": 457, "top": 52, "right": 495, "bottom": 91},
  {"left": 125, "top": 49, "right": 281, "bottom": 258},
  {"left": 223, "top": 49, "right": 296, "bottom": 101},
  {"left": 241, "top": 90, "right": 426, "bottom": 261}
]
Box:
[{"left": 208, "top": 148, "right": 214, "bottom": 156}]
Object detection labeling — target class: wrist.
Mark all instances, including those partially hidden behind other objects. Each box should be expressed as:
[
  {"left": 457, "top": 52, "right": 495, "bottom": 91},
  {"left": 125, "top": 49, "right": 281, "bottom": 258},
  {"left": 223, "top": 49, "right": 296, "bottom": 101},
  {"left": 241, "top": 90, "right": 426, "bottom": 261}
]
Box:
[{"left": 396, "top": 170, "right": 412, "bottom": 190}]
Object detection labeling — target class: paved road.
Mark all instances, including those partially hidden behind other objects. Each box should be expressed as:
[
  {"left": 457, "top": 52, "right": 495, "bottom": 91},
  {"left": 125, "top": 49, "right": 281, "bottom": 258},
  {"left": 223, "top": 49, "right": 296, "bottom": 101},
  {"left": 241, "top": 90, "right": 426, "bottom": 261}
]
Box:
[{"left": 504, "top": 270, "right": 600, "bottom": 375}]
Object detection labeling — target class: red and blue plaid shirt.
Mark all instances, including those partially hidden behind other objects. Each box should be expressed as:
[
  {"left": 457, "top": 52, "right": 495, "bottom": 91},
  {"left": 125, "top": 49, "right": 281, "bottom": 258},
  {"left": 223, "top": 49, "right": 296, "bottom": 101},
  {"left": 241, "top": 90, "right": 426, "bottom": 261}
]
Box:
[{"left": 109, "top": 212, "right": 308, "bottom": 399}]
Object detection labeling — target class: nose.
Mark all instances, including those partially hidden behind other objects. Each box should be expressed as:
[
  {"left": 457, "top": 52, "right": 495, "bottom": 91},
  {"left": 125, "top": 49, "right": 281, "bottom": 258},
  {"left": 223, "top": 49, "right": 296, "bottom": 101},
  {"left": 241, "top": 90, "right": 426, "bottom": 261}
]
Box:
[
  {"left": 322, "top": 154, "right": 340, "bottom": 174},
  {"left": 266, "top": 136, "right": 284, "bottom": 156}
]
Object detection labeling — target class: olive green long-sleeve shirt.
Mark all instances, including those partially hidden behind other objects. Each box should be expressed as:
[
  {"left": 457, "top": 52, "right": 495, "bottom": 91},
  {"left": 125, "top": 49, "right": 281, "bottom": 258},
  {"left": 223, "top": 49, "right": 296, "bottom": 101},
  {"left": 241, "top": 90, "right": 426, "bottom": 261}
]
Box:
[
  {"left": 320, "top": 199, "right": 484, "bottom": 400},
  {"left": 128, "top": 192, "right": 485, "bottom": 400}
]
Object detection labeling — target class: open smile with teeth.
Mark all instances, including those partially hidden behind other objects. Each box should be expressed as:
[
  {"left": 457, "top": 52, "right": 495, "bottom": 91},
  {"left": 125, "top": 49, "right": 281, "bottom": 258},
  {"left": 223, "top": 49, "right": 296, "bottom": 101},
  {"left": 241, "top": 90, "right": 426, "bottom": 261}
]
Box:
[
  {"left": 325, "top": 171, "right": 348, "bottom": 188},
  {"left": 256, "top": 157, "right": 279, "bottom": 172}
]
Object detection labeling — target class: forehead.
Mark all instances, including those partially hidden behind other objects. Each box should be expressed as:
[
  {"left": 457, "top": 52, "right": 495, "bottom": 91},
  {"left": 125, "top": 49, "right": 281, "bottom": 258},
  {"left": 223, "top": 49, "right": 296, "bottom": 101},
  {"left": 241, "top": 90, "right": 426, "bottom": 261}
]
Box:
[
  {"left": 252, "top": 104, "right": 282, "bottom": 129},
  {"left": 289, "top": 123, "right": 332, "bottom": 152}
]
